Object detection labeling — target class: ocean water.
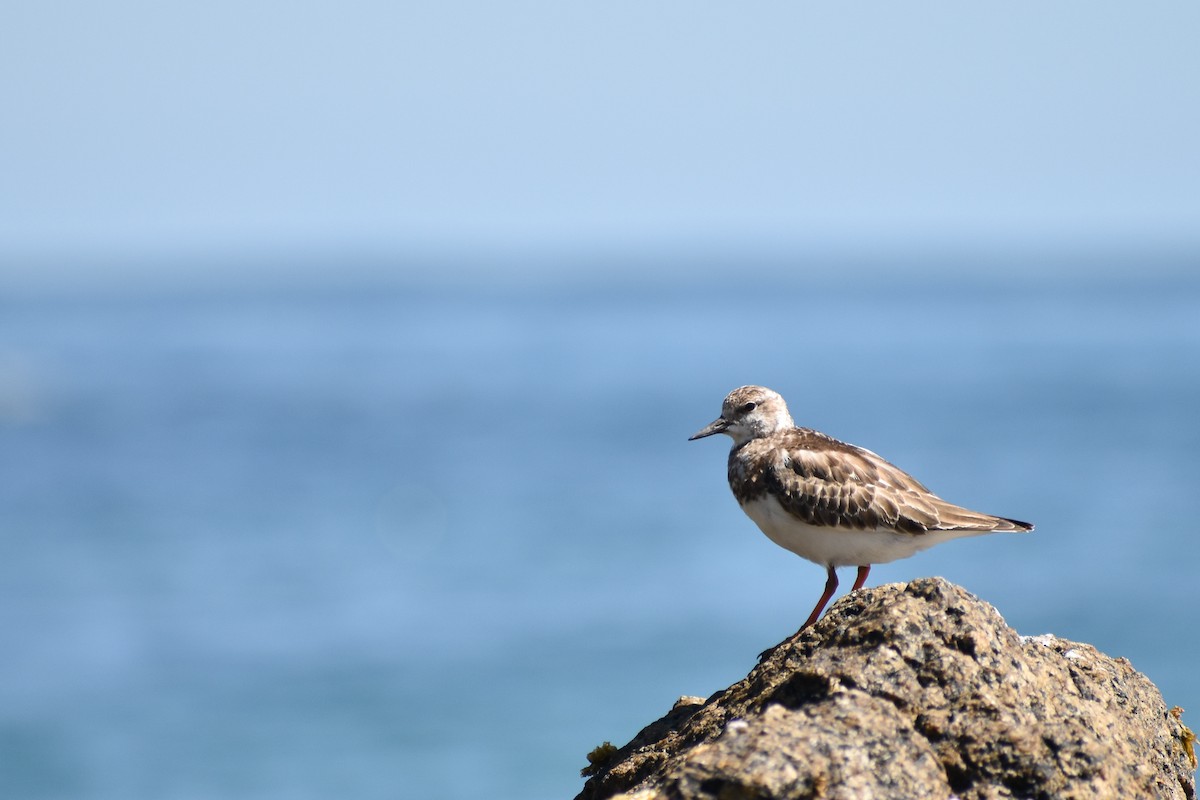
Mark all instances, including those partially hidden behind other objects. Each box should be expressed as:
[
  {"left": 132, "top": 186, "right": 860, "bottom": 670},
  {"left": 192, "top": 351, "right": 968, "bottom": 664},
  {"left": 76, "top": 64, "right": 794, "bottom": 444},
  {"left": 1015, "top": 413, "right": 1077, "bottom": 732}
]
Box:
[{"left": 2, "top": 258, "right": 1198, "bottom": 799}]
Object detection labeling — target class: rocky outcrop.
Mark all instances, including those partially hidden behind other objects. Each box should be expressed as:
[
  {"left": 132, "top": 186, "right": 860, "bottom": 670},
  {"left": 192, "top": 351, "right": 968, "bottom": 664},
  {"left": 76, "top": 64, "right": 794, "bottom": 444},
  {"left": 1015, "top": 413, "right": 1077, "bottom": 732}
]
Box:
[{"left": 577, "top": 578, "right": 1196, "bottom": 800}]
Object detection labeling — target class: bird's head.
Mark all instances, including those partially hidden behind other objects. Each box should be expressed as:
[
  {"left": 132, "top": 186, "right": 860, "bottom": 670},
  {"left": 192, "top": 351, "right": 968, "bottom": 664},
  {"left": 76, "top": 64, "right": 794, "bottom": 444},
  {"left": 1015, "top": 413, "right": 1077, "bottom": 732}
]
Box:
[{"left": 689, "top": 385, "right": 794, "bottom": 446}]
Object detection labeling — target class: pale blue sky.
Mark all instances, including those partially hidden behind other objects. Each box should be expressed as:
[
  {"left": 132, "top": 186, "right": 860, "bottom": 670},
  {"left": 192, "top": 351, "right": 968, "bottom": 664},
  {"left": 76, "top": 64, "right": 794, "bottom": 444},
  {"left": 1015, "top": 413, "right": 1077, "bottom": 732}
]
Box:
[{"left": 3, "top": 2, "right": 1198, "bottom": 280}]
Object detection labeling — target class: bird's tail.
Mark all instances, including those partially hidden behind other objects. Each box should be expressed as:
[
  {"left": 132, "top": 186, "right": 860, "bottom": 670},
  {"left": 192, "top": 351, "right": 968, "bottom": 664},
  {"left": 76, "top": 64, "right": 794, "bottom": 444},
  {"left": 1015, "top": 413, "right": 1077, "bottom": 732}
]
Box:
[{"left": 933, "top": 501, "right": 1035, "bottom": 533}]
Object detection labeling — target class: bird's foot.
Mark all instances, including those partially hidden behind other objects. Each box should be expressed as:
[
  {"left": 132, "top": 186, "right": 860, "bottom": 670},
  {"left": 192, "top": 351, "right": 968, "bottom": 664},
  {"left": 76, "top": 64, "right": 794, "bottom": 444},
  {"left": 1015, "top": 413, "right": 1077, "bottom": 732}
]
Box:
[{"left": 758, "top": 627, "right": 808, "bottom": 662}]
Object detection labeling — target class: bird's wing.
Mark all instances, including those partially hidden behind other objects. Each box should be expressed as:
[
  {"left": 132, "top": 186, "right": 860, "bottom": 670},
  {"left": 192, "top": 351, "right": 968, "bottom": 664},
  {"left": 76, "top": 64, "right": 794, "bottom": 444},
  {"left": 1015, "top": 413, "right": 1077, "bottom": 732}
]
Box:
[{"left": 764, "top": 433, "right": 1028, "bottom": 534}]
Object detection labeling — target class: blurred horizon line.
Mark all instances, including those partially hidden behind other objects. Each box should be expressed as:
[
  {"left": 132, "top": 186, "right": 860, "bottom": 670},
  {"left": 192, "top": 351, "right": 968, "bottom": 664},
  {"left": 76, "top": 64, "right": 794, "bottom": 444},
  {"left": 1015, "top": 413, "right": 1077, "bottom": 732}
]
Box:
[{"left": 4, "top": 228, "right": 1199, "bottom": 296}]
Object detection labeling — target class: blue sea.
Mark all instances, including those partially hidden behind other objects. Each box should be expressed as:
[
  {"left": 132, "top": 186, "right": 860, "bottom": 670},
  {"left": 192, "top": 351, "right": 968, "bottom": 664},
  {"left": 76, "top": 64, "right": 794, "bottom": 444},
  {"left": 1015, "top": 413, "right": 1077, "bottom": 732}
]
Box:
[{"left": 2, "top": 252, "right": 1199, "bottom": 799}]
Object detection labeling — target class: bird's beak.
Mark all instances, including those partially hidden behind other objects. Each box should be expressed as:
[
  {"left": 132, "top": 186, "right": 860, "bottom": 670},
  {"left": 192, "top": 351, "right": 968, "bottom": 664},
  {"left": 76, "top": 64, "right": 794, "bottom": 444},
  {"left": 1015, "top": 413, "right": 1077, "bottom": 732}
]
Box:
[{"left": 689, "top": 417, "right": 728, "bottom": 441}]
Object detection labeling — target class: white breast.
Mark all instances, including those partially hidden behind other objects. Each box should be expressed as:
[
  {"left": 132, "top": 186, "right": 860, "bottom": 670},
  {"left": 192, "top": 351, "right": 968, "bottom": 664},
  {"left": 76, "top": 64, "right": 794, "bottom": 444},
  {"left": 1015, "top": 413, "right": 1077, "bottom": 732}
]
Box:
[{"left": 739, "top": 494, "right": 986, "bottom": 568}]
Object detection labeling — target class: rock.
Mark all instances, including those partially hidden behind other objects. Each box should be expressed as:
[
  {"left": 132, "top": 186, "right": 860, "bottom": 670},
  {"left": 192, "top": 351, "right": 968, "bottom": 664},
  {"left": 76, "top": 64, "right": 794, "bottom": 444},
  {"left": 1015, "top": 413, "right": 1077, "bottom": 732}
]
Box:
[{"left": 576, "top": 578, "right": 1196, "bottom": 800}]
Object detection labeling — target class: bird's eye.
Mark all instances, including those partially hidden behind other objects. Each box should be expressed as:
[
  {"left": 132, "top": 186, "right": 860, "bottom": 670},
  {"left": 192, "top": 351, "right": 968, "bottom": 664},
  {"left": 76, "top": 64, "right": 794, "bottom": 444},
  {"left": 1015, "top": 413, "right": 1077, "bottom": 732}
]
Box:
[{"left": 740, "top": 401, "right": 757, "bottom": 413}]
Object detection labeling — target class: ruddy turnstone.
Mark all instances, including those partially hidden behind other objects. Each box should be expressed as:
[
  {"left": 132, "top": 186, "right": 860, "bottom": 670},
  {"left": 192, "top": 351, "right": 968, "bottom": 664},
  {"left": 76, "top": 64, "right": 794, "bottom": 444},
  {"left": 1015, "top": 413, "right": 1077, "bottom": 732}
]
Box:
[{"left": 690, "top": 385, "right": 1033, "bottom": 632}]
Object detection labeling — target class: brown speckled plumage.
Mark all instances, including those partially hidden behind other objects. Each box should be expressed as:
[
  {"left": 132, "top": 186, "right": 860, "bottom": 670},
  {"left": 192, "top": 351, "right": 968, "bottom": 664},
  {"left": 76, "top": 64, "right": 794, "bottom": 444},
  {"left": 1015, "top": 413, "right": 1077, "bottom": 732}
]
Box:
[{"left": 728, "top": 427, "right": 1031, "bottom": 535}]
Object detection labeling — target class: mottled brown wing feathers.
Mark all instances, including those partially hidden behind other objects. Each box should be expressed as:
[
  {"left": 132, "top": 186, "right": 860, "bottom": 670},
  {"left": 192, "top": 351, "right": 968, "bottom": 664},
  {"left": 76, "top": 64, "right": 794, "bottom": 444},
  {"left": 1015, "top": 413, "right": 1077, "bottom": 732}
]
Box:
[{"left": 737, "top": 429, "right": 1030, "bottom": 535}]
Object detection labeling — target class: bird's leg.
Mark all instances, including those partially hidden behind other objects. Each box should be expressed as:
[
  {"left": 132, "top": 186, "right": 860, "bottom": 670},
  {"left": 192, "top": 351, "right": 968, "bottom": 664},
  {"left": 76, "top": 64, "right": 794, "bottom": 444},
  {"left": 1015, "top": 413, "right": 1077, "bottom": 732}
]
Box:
[
  {"left": 851, "top": 565, "right": 870, "bottom": 591},
  {"left": 758, "top": 565, "right": 847, "bottom": 662},
  {"left": 801, "top": 564, "right": 840, "bottom": 629}
]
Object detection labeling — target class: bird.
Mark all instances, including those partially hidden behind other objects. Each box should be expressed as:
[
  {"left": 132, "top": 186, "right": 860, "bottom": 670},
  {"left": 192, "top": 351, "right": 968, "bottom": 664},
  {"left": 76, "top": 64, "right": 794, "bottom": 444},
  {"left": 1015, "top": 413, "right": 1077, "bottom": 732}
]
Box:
[{"left": 689, "top": 385, "right": 1033, "bottom": 633}]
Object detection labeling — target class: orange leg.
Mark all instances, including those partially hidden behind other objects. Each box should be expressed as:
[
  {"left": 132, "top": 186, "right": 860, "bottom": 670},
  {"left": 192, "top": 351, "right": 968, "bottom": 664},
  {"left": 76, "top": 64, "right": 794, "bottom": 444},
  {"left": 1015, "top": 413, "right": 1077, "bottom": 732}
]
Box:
[
  {"left": 801, "top": 565, "right": 839, "bottom": 628},
  {"left": 851, "top": 565, "right": 871, "bottom": 591}
]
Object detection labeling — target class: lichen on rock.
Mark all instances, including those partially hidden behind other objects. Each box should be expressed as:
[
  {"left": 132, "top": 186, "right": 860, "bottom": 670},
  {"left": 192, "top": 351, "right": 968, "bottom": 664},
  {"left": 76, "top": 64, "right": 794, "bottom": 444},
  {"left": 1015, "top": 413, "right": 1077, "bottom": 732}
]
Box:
[{"left": 576, "top": 577, "right": 1196, "bottom": 800}]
